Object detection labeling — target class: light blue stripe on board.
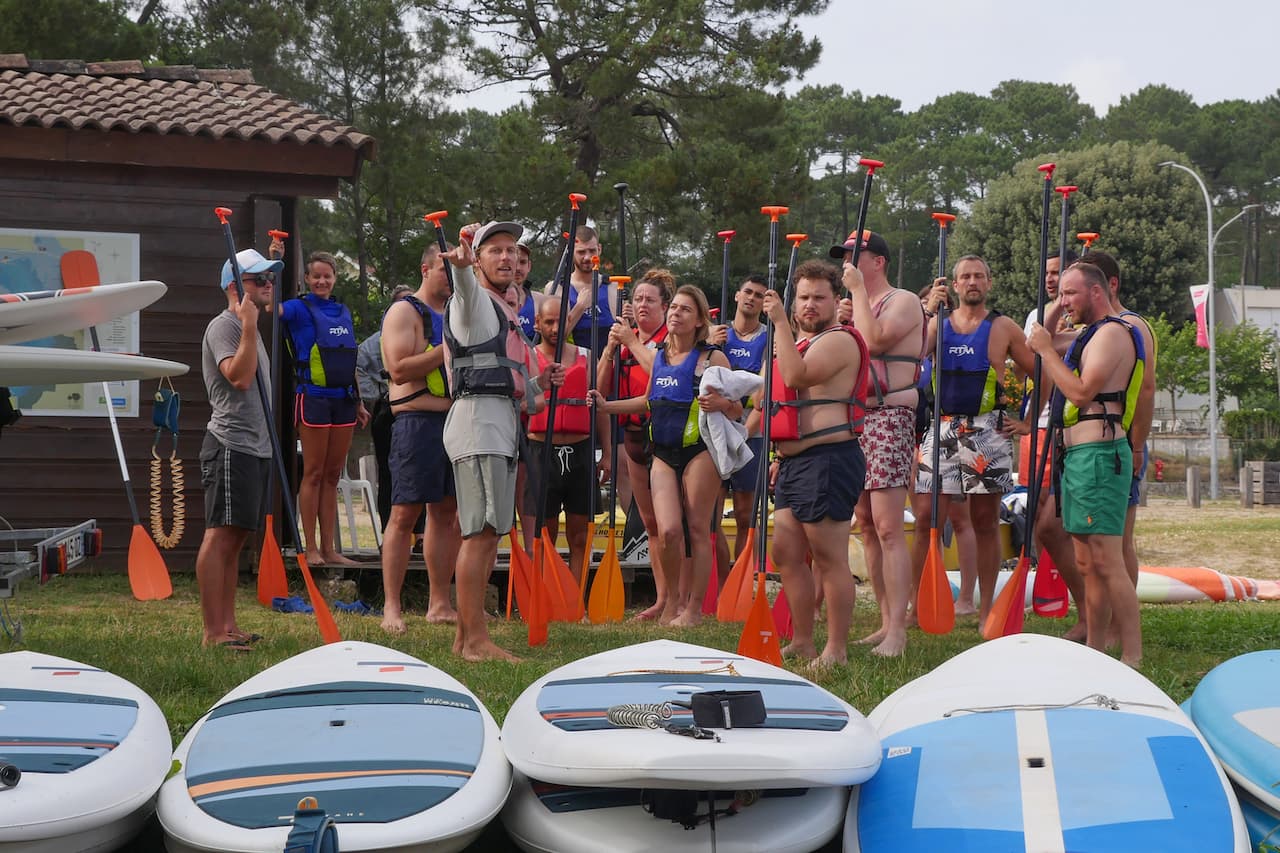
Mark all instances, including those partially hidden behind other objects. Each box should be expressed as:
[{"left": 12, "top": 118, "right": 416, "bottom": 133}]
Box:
[
  {"left": 908, "top": 712, "right": 1023, "bottom": 831},
  {"left": 1049, "top": 710, "right": 1173, "bottom": 828}
]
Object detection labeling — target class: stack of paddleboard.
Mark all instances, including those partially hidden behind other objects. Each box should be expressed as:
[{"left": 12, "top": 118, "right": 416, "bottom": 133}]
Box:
[
  {"left": 0, "top": 650, "right": 172, "bottom": 852},
  {"left": 157, "top": 641, "right": 511, "bottom": 853},
  {"left": 844, "top": 633, "right": 1250, "bottom": 852},
  {"left": 501, "top": 639, "right": 881, "bottom": 853},
  {"left": 1185, "top": 650, "right": 1280, "bottom": 851},
  {"left": 0, "top": 280, "right": 187, "bottom": 385}
]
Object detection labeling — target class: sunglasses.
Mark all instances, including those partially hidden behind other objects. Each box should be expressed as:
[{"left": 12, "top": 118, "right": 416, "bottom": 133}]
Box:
[{"left": 243, "top": 271, "right": 277, "bottom": 284}]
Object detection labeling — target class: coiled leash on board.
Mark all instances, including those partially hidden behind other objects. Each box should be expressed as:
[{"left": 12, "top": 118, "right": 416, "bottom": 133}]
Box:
[{"left": 149, "top": 378, "right": 185, "bottom": 549}]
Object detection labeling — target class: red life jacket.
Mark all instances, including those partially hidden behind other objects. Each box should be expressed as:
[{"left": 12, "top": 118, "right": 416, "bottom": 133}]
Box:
[
  {"left": 768, "top": 324, "right": 869, "bottom": 441},
  {"left": 618, "top": 324, "right": 668, "bottom": 429},
  {"left": 528, "top": 347, "right": 591, "bottom": 435}
]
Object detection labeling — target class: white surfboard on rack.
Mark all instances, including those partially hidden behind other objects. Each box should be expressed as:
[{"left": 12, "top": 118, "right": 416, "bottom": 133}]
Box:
[{"left": 0, "top": 280, "right": 166, "bottom": 345}]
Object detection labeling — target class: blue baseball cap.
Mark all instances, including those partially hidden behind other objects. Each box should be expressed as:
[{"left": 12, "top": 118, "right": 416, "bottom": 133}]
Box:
[{"left": 220, "top": 249, "right": 284, "bottom": 290}]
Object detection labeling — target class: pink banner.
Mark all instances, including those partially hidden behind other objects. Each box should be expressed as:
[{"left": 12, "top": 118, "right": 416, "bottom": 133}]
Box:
[{"left": 1189, "top": 285, "right": 1210, "bottom": 349}]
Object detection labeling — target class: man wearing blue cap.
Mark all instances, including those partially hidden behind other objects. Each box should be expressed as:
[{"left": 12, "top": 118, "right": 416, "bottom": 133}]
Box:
[{"left": 195, "top": 248, "right": 281, "bottom": 652}]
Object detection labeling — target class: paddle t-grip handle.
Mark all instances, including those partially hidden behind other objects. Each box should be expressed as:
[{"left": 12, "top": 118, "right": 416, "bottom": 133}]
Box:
[
  {"left": 569, "top": 192, "right": 587, "bottom": 209},
  {"left": 761, "top": 205, "right": 789, "bottom": 221},
  {"left": 1077, "top": 231, "right": 1100, "bottom": 249},
  {"left": 268, "top": 229, "right": 289, "bottom": 240},
  {"left": 1038, "top": 163, "right": 1056, "bottom": 180},
  {"left": 859, "top": 157, "right": 885, "bottom": 174},
  {"left": 718, "top": 229, "right": 736, "bottom": 242},
  {"left": 930, "top": 212, "right": 957, "bottom": 228},
  {"left": 214, "top": 206, "right": 232, "bottom": 225},
  {"left": 1055, "top": 185, "right": 1079, "bottom": 199},
  {"left": 786, "top": 233, "right": 808, "bottom": 247}
]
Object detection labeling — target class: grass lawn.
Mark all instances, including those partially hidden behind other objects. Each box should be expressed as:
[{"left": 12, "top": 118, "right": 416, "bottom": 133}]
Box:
[{"left": 3, "top": 497, "right": 1277, "bottom": 850}]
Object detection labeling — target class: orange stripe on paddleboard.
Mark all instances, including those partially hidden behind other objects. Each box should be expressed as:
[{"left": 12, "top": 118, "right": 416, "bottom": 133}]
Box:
[
  {"left": 189, "top": 767, "right": 472, "bottom": 799},
  {"left": 1140, "top": 566, "right": 1226, "bottom": 601},
  {"left": 379, "top": 666, "right": 405, "bottom": 672}
]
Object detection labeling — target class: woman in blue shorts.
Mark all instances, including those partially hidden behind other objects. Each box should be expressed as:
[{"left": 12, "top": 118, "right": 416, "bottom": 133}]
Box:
[{"left": 280, "top": 250, "right": 369, "bottom": 567}]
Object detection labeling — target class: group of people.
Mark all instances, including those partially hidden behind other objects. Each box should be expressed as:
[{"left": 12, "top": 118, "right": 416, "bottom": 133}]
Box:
[{"left": 195, "top": 215, "right": 1154, "bottom": 668}]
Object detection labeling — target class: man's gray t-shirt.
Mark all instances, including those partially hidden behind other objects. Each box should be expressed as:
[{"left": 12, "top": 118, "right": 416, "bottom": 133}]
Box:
[
  {"left": 202, "top": 309, "right": 272, "bottom": 458},
  {"left": 442, "top": 265, "right": 527, "bottom": 462}
]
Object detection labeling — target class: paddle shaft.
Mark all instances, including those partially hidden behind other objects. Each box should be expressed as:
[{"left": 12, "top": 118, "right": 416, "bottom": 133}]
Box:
[
  {"left": 929, "top": 222, "right": 951, "bottom": 529},
  {"left": 534, "top": 196, "right": 585, "bottom": 535},
  {"left": 753, "top": 209, "right": 784, "bottom": 568},
  {"left": 1024, "top": 165, "right": 1056, "bottom": 559},
  {"left": 588, "top": 263, "right": 600, "bottom": 525},
  {"left": 606, "top": 277, "right": 625, "bottom": 528},
  {"left": 719, "top": 231, "right": 733, "bottom": 320},
  {"left": 845, "top": 159, "right": 884, "bottom": 293}
]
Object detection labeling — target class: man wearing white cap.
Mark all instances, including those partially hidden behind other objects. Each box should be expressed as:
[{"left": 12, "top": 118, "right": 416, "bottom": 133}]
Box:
[
  {"left": 443, "top": 221, "right": 563, "bottom": 661},
  {"left": 195, "top": 248, "right": 282, "bottom": 652}
]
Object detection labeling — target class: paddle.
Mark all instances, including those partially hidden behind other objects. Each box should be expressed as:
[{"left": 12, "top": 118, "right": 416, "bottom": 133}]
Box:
[
  {"left": 783, "top": 233, "right": 807, "bottom": 313},
  {"left": 737, "top": 204, "right": 788, "bottom": 665},
  {"left": 255, "top": 228, "right": 291, "bottom": 607},
  {"left": 717, "top": 229, "right": 736, "bottom": 321},
  {"left": 59, "top": 250, "right": 173, "bottom": 601},
  {"left": 214, "top": 207, "right": 340, "bottom": 644},
  {"left": 982, "top": 168, "right": 1062, "bottom": 640},
  {"left": 580, "top": 254, "right": 603, "bottom": 605},
  {"left": 843, "top": 159, "right": 885, "bottom": 295},
  {"left": 916, "top": 213, "right": 957, "bottom": 635},
  {"left": 587, "top": 274, "right": 629, "bottom": 624},
  {"left": 533, "top": 193, "right": 589, "bottom": 630}
]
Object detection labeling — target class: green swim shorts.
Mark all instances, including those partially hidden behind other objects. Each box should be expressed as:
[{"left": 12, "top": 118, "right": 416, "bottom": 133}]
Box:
[{"left": 1061, "top": 438, "right": 1132, "bottom": 536}]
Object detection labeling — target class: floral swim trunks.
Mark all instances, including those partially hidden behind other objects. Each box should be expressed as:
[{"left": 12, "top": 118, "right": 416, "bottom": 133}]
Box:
[
  {"left": 861, "top": 405, "right": 916, "bottom": 490},
  {"left": 915, "top": 411, "right": 1015, "bottom": 496}
]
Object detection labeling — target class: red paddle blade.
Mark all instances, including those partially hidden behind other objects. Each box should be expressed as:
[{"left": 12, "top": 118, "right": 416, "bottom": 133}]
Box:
[
  {"left": 982, "top": 556, "right": 1031, "bottom": 640},
  {"left": 738, "top": 572, "right": 783, "bottom": 665},
  {"left": 59, "top": 250, "right": 101, "bottom": 289},
  {"left": 716, "top": 527, "right": 756, "bottom": 622},
  {"left": 528, "top": 539, "right": 550, "bottom": 646},
  {"left": 701, "top": 533, "right": 720, "bottom": 615},
  {"left": 772, "top": 584, "right": 794, "bottom": 640},
  {"left": 587, "top": 533, "right": 625, "bottom": 624},
  {"left": 916, "top": 530, "right": 955, "bottom": 634},
  {"left": 508, "top": 528, "right": 534, "bottom": 621},
  {"left": 1032, "top": 547, "right": 1069, "bottom": 618},
  {"left": 295, "top": 552, "right": 341, "bottom": 644},
  {"left": 128, "top": 524, "right": 172, "bottom": 601},
  {"left": 256, "top": 515, "right": 289, "bottom": 607}
]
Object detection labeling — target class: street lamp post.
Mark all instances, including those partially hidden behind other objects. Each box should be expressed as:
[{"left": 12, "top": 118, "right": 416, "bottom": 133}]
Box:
[
  {"left": 1215, "top": 203, "right": 1263, "bottom": 321},
  {"left": 1159, "top": 160, "right": 1221, "bottom": 499}
]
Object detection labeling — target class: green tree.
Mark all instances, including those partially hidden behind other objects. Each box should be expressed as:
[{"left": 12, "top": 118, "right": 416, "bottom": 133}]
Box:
[
  {"left": 0, "top": 0, "right": 164, "bottom": 61},
  {"left": 1149, "top": 313, "right": 1206, "bottom": 425},
  {"left": 1216, "top": 320, "right": 1279, "bottom": 413},
  {"left": 951, "top": 141, "right": 1205, "bottom": 324}
]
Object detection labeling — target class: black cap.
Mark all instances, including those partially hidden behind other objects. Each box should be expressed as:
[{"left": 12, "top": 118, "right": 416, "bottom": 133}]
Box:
[{"left": 829, "top": 229, "right": 891, "bottom": 260}]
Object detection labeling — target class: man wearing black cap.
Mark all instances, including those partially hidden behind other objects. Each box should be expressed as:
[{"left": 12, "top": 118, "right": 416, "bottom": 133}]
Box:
[
  {"left": 832, "top": 230, "right": 926, "bottom": 657},
  {"left": 442, "top": 221, "right": 563, "bottom": 661}
]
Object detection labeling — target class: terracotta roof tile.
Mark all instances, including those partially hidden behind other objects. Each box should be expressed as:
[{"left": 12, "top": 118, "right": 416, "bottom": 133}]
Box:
[{"left": 0, "top": 54, "right": 373, "bottom": 156}]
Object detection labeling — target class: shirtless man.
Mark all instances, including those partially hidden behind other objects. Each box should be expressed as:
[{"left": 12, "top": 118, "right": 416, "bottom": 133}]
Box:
[
  {"left": 1029, "top": 263, "right": 1144, "bottom": 666},
  {"left": 379, "top": 242, "right": 460, "bottom": 632},
  {"left": 764, "top": 259, "right": 868, "bottom": 668},
  {"left": 527, "top": 297, "right": 610, "bottom": 583},
  {"left": 1080, "top": 250, "right": 1158, "bottom": 625},
  {"left": 443, "top": 221, "right": 563, "bottom": 661},
  {"left": 917, "top": 256, "right": 1038, "bottom": 625},
  {"left": 835, "top": 230, "right": 926, "bottom": 657}
]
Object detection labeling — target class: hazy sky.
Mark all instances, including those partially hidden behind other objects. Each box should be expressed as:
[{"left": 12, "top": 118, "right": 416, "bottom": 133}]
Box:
[{"left": 457, "top": 0, "right": 1278, "bottom": 115}]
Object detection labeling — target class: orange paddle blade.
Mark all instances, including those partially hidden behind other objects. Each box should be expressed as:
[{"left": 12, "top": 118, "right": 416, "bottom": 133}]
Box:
[
  {"left": 59, "top": 250, "right": 100, "bottom": 288},
  {"left": 587, "top": 533, "right": 625, "bottom": 624},
  {"left": 507, "top": 528, "right": 534, "bottom": 621},
  {"left": 295, "top": 552, "right": 342, "bottom": 644},
  {"left": 716, "top": 527, "right": 756, "bottom": 622},
  {"left": 128, "top": 524, "right": 172, "bottom": 601},
  {"left": 1031, "top": 547, "right": 1069, "bottom": 618},
  {"left": 528, "top": 538, "right": 550, "bottom": 646},
  {"left": 256, "top": 515, "right": 289, "bottom": 607},
  {"left": 737, "top": 572, "right": 782, "bottom": 665},
  {"left": 916, "top": 529, "right": 956, "bottom": 635},
  {"left": 540, "top": 530, "right": 584, "bottom": 622},
  {"left": 982, "top": 555, "right": 1030, "bottom": 640}
]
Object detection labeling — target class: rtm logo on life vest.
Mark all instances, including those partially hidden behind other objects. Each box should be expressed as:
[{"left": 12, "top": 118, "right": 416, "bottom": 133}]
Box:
[
  {"left": 329, "top": 325, "right": 351, "bottom": 336},
  {"left": 729, "top": 347, "right": 752, "bottom": 359},
  {"left": 948, "top": 345, "right": 976, "bottom": 356},
  {"left": 654, "top": 375, "right": 679, "bottom": 389}
]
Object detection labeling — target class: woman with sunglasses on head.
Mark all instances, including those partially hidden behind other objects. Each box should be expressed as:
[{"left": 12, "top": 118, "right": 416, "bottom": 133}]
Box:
[
  {"left": 594, "top": 283, "right": 736, "bottom": 626},
  {"left": 279, "top": 248, "right": 370, "bottom": 568}
]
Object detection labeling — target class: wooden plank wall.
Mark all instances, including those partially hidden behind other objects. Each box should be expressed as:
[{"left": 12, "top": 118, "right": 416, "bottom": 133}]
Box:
[{"left": 0, "top": 158, "right": 324, "bottom": 571}]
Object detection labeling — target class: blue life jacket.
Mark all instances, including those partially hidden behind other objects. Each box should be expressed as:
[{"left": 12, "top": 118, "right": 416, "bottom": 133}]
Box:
[
  {"left": 725, "top": 325, "right": 768, "bottom": 373},
  {"left": 648, "top": 343, "right": 706, "bottom": 448},
  {"left": 290, "top": 294, "right": 356, "bottom": 398},
  {"left": 518, "top": 289, "right": 537, "bottom": 340},
  {"left": 934, "top": 311, "right": 1003, "bottom": 416},
  {"left": 568, "top": 281, "right": 615, "bottom": 349},
  {"left": 382, "top": 295, "right": 448, "bottom": 404}
]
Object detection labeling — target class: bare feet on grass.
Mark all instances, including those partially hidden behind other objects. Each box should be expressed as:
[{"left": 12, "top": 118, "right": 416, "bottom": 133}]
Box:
[
  {"left": 380, "top": 611, "right": 406, "bottom": 635},
  {"left": 668, "top": 610, "right": 703, "bottom": 628},
  {"left": 870, "top": 630, "right": 907, "bottom": 658},
  {"left": 425, "top": 605, "right": 458, "bottom": 624},
  {"left": 453, "top": 637, "right": 522, "bottom": 663},
  {"left": 781, "top": 641, "right": 817, "bottom": 660},
  {"left": 856, "top": 627, "right": 887, "bottom": 646},
  {"left": 633, "top": 601, "right": 665, "bottom": 621},
  {"left": 304, "top": 549, "right": 325, "bottom": 567}
]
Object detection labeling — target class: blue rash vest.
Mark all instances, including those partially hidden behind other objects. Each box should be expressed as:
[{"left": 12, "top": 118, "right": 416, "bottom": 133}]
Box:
[{"left": 648, "top": 343, "right": 706, "bottom": 449}]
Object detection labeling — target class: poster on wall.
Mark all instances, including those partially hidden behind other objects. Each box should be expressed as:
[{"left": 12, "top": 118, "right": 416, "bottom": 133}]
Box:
[{"left": 0, "top": 228, "right": 143, "bottom": 417}]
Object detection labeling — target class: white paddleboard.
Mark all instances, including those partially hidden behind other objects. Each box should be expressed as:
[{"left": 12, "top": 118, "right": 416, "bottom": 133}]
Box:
[
  {"left": 502, "top": 769, "right": 848, "bottom": 853},
  {"left": 0, "top": 280, "right": 167, "bottom": 345},
  {"left": 158, "top": 641, "right": 511, "bottom": 853},
  {"left": 845, "top": 634, "right": 1249, "bottom": 852},
  {"left": 0, "top": 650, "right": 172, "bottom": 853},
  {"left": 0, "top": 344, "right": 188, "bottom": 385},
  {"left": 1185, "top": 650, "right": 1280, "bottom": 812},
  {"left": 502, "top": 639, "right": 881, "bottom": 789}
]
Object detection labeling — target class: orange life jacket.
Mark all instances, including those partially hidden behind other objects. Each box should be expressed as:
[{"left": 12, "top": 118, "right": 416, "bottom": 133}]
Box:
[
  {"left": 769, "top": 324, "right": 869, "bottom": 441},
  {"left": 618, "top": 324, "right": 669, "bottom": 429}
]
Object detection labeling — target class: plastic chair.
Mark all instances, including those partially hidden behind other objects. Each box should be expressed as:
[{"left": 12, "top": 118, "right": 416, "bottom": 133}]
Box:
[{"left": 336, "top": 455, "right": 381, "bottom": 554}]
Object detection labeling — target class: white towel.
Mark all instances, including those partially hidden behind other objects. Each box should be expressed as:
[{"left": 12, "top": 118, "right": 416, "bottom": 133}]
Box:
[{"left": 698, "top": 366, "right": 765, "bottom": 479}]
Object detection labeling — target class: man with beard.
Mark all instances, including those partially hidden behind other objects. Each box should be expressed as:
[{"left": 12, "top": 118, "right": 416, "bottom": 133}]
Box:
[
  {"left": 917, "top": 256, "right": 1038, "bottom": 627},
  {"left": 379, "top": 243, "right": 459, "bottom": 633},
  {"left": 512, "top": 235, "right": 543, "bottom": 341},
  {"left": 443, "top": 221, "right": 563, "bottom": 661},
  {"left": 764, "top": 260, "right": 868, "bottom": 668},
  {"left": 547, "top": 225, "right": 612, "bottom": 359},
  {"left": 1029, "top": 262, "right": 1145, "bottom": 666}
]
